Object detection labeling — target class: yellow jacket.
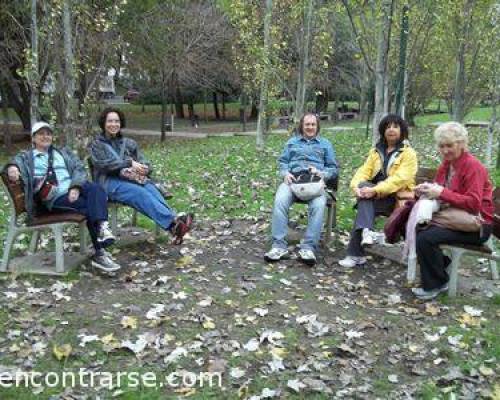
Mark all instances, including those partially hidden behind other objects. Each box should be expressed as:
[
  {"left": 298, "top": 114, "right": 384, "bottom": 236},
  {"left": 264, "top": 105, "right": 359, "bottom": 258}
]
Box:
[{"left": 350, "top": 143, "right": 418, "bottom": 197}]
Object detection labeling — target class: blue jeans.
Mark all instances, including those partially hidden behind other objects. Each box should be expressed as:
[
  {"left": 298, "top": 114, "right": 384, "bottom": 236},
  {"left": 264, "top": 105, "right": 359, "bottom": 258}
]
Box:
[
  {"left": 106, "top": 178, "right": 176, "bottom": 230},
  {"left": 52, "top": 182, "right": 108, "bottom": 253},
  {"left": 271, "top": 183, "right": 326, "bottom": 252}
]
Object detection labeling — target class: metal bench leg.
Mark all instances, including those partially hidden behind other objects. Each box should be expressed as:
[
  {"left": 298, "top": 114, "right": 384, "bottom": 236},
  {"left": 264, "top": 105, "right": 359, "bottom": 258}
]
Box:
[
  {"left": 448, "top": 248, "right": 465, "bottom": 297},
  {"left": 29, "top": 230, "right": 41, "bottom": 253},
  {"left": 486, "top": 238, "right": 499, "bottom": 280},
  {"left": 79, "top": 221, "right": 88, "bottom": 255},
  {"left": 407, "top": 256, "right": 417, "bottom": 284},
  {"left": 110, "top": 204, "right": 118, "bottom": 234},
  {"left": 1, "top": 227, "right": 17, "bottom": 272},
  {"left": 131, "top": 209, "right": 138, "bottom": 226},
  {"left": 324, "top": 205, "right": 333, "bottom": 245},
  {"left": 52, "top": 224, "right": 65, "bottom": 273},
  {"left": 490, "top": 260, "right": 499, "bottom": 280}
]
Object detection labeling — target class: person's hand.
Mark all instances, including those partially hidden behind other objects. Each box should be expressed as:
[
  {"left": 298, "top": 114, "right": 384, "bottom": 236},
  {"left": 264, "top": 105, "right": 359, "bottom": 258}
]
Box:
[
  {"left": 7, "top": 166, "right": 20, "bottom": 183},
  {"left": 68, "top": 188, "right": 80, "bottom": 203},
  {"left": 131, "top": 160, "right": 148, "bottom": 175},
  {"left": 417, "top": 182, "right": 443, "bottom": 199},
  {"left": 359, "top": 186, "right": 377, "bottom": 199},
  {"left": 284, "top": 173, "right": 296, "bottom": 185}
]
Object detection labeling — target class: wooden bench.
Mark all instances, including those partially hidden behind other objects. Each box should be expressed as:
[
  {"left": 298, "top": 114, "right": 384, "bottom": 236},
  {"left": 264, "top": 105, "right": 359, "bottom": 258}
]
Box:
[
  {"left": 406, "top": 167, "right": 499, "bottom": 297},
  {"left": 0, "top": 172, "right": 88, "bottom": 275}
]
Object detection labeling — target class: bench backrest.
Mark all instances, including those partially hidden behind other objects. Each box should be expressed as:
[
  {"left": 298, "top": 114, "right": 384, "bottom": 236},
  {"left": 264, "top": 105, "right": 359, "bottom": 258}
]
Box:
[{"left": 1, "top": 171, "right": 26, "bottom": 217}]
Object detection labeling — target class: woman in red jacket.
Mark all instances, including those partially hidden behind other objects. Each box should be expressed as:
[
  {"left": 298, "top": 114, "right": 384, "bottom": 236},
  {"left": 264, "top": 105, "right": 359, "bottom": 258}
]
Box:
[{"left": 412, "top": 122, "right": 494, "bottom": 300}]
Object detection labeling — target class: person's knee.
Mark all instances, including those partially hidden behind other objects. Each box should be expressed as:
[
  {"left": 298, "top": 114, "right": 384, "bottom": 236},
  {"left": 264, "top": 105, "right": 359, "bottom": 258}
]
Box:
[
  {"left": 416, "top": 230, "right": 434, "bottom": 250},
  {"left": 310, "top": 195, "right": 326, "bottom": 210},
  {"left": 274, "top": 185, "right": 293, "bottom": 209}
]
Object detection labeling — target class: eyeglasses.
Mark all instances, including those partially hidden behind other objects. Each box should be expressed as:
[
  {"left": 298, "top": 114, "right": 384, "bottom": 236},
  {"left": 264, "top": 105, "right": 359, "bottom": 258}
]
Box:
[{"left": 35, "top": 130, "right": 53, "bottom": 137}]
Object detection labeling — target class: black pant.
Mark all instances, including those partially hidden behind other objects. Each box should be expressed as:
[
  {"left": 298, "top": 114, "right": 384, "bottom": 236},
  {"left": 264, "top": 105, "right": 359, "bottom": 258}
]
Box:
[
  {"left": 346, "top": 197, "right": 395, "bottom": 256},
  {"left": 416, "top": 225, "right": 491, "bottom": 290},
  {"left": 52, "top": 182, "right": 109, "bottom": 253}
]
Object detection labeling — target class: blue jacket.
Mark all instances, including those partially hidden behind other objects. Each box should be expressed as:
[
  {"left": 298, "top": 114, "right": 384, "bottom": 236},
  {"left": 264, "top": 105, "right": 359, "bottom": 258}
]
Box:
[{"left": 278, "top": 134, "right": 338, "bottom": 180}]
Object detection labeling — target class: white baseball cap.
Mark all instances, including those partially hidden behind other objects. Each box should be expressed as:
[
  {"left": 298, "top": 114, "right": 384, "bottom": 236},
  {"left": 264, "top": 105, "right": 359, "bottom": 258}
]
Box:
[{"left": 31, "top": 121, "right": 53, "bottom": 136}]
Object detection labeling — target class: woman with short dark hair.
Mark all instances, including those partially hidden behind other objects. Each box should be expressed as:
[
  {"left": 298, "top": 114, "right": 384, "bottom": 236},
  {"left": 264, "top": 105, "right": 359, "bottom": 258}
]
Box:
[
  {"left": 339, "top": 114, "right": 417, "bottom": 268},
  {"left": 89, "top": 108, "right": 193, "bottom": 244}
]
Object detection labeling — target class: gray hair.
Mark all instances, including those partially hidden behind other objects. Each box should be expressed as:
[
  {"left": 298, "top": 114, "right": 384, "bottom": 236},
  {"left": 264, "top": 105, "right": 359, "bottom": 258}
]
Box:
[{"left": 434, "top": 122, "right": 468, "bottom": 147}]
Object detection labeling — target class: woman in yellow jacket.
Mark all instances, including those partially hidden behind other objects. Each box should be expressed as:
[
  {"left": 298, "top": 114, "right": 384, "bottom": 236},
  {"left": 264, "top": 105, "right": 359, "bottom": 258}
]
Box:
[{"left": 339, "top": 114, "right": 418, "bottom": 268}]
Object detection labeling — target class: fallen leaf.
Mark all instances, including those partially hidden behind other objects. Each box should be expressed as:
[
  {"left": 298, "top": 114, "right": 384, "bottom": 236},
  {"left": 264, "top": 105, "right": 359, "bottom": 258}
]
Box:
[
  {"left": 121, "top": 316, "right": 138, "bottom": 329},
  {"left": 287, "top": 379, "right": 306, "bottom": 393},
  {"left": 243, "top": 338, "right": 260, "bottom": 352},
  {"left": 479, "top": 365, "right": 494, "bottom": 376},
  {"left": 230, "top": 367, "right": 246, "bottom": 379},
  {"left": 176, "top": 256, "right": 194, "bottom": 268},
  {"left": 425, "top": 303, "right": 441, "bottom": 316},
  {"left": 53, "top": 344, "right": 72, "bottom": 360},
  {"left": 464, "top": 305, "right": 483, "bottom": 317}
]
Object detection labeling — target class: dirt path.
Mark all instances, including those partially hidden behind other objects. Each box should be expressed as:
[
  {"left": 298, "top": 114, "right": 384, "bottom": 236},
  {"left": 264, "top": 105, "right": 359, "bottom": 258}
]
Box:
[{"left": 0, "top": 219, "right": 498, "bottom": 399}]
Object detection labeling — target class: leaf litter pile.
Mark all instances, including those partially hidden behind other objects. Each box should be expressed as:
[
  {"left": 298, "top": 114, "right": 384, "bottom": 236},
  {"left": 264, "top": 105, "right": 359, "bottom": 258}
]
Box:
[{"left": 0, "top": 128, "right": 499, "bottom": 399}]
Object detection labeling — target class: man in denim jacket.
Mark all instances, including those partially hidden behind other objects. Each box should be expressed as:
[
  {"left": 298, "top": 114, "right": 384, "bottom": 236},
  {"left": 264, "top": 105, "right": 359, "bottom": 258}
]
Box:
[{"left": 264, "top": 113, "right": 338, "bottom": 265}]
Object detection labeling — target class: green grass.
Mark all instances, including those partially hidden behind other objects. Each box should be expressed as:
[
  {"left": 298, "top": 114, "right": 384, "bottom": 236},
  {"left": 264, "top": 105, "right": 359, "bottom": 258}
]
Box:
[{"left": 1, "top": 125, "right": 498, "bottom": 249}]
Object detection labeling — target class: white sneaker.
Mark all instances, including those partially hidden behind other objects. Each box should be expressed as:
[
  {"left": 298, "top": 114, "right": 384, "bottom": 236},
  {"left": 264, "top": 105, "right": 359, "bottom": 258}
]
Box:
[
  {"left": 338, "top": 256, "right": 367, "bottom": 268},
  {"left": 298, "top": 249, "right": 316, "bottom": 266},
  {"left": 98, "top": 221, "right": 116, "bottom": 247},
  {"left": 264, "top": 248, "right": 289, "bottom": 262},
  {"left": 361, "top": 228, "right": 375, "bottom": 246},
  {"left": 412, "top": 283, "right": 449, "bottom": 300}
]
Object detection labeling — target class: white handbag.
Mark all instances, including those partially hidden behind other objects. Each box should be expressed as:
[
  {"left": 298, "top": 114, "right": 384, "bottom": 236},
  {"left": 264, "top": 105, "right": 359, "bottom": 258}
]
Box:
[{"left": 290, "top": 179, "right": 325, "bottom": 201}]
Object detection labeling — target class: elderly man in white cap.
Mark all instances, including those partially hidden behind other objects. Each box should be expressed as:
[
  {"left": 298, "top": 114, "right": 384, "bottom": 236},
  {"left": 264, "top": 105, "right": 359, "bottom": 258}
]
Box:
[{"left": 4, "top": 121, "right": 121, "bottom": 272}]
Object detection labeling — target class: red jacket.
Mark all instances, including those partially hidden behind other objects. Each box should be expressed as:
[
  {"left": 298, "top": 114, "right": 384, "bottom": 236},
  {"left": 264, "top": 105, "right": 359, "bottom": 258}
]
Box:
[{"left": 435, "top": 151, "right": 493, "bottom": 223}]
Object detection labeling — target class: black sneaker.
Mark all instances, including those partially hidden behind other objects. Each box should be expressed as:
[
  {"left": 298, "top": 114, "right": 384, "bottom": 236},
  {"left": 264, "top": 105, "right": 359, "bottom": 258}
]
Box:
[
  {"left": 91, "top": 252, "right": 121, "bottom": 272},
  {"left": 171, "top": 213, "right": 194, "bottom": 245}
]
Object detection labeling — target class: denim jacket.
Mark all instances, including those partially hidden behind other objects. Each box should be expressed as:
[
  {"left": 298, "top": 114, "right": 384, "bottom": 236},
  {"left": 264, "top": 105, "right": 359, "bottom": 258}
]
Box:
[{"left": 278, "top": 135, "right": 338, "bottom": 180}]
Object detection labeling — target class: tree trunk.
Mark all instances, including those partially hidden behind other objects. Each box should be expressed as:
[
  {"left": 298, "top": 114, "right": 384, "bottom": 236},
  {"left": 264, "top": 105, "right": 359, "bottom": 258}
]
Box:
[
  {"left": 294, "top": 0, "right": 314, "bottom": 122},
  {"left": 372, "top": 0, "right": 394, "bottom": 144},
  {"left": 29, "top": 0, "right": 39, "bottom": 128},
  {"left": 187, "top": 98, "right": 194, "bottom": 119},
  {"left": 490, "top": 56, "right": 499, "bottom": 168},
  {"left": 315, "top": 88, "right": 328, "bottom": 113},
  {"left": 1, "top": 75, "right": 31, "bottom": 131},
  {"left": 222, "top": 92, "right": 226, "bottom": 120},
  {"left": 1, "top": 86, "right": 12, "bottom": 152},
  {"left": 395, "top": 4, "right": 409, "bottom": 117},
  {"left": 62, "top": 0, "right": 76, "bottom": 149},
  {"left": 160, "top": 74, "right": 167, "bottom": 142},
  {"left": 250, "top": 100, "right": 258, "bottom": 119},
  {"left": 212, "top": 92, "right": 220, "bottom": 120},
  {"left": 239, "top": 93, "right": 247, "bottom": 132},
  {"left": 175, "top": 86, "right": 184, "bottom": 119},
  {"left": 452, "top": 0, "right": 474, "bottom": 122},
  {"left": 203, "top": 89, "right": 208, "bottom": 122},
  {"left": 256, "top": 0, "right": 273, "bottom": 150}
]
